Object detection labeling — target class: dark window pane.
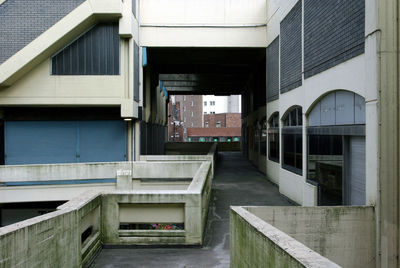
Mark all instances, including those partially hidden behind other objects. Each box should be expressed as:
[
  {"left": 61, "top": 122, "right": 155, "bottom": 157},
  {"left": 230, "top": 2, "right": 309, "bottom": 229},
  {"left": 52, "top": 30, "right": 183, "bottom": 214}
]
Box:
[
  {"left": 260, "top": 141, "right": 267, "bottom": 156},
  {"left": 268, "top": 132, "right": 279, "bottom": 162},
  {"left": 307, "top": 134, "right": 343, "bottom": 205},
  {"left": 295, "top": 134, "right": 302, "bottom": 169},
  {"left": 297, "top": 109, "right": 302, "bottom": 126},
  {"left": 283, "top": 132, "right": 302, "bottom": 174},
  {"left": 283, "top": 134, "right": 295, "bottom": 167},
  {"left": 290, "top": 109, "right": 297, "bottom": 126}
]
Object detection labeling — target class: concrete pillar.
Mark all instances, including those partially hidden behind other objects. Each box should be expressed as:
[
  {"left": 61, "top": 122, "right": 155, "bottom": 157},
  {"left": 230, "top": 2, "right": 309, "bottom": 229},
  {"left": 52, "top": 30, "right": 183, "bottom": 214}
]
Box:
[
  {"left": 376, "top": 0, "right": 399, "bottom": 266},
  {"left": 127, "top": 120, "right": 133, "bottom": 161},
  {"left": 134, "top": 120, "right": 141, "bottom": 160},
  {"left": 116, "top": 170, "right": 133, "bottom": 190}
]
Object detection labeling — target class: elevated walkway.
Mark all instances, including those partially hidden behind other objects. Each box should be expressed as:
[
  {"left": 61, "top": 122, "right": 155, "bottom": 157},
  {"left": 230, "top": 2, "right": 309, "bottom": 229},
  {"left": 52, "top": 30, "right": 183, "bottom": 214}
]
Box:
[{"left": 92, "top": 152, "right": 293, "bottom": 267}]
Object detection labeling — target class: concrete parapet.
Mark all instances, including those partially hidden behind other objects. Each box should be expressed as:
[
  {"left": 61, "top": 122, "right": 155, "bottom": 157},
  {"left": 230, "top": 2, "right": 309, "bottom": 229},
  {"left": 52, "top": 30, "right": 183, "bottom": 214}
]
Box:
[
  {"left": 230, "top": 206, "right": 341, "bottom": 268},
  {"left": 165, "top": 141, "right": 239, "bottom": 155},
  {"left": 230, "top": 206, "right": 376, "bottom": 268},
  {"left": 141, "top": 142, "right": 217, "bottom": 177},
  {"left": 0, "top": 161, "right": 131, "bottom": 182},
  {"left": 0, "top": 191, "right": 102, "bottom": 267},
  {"left": 165, "top": 142, "right": 215, "bottom": 155},
  {"left": 0, "top": 157, "right": 214, "bottom": 266}
]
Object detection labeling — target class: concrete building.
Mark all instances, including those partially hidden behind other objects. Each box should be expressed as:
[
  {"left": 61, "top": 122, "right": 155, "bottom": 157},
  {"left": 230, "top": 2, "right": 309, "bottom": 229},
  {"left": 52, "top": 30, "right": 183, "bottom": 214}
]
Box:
[
  {"left": 188, "top": 113, "right": 241, "bottom": 142},
  {"left": 187, "top": 127, "right": 241, "bottom": 143},
  {"left": 203, "top": 95, "right": 241, "bottom": 114},
  {"left": 203, "top": 113, "right": 241, "bottom": 129},
  {"left": 0, "top": 0, "right": 399, "bottom": 267},
  {"left": 167, "top": 95, "right": 203, "bottom": 141}
]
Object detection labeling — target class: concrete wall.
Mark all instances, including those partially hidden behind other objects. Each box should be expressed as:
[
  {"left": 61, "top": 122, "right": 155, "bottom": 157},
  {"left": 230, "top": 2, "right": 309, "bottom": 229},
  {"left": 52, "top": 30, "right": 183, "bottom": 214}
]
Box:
[
  {"left": 103, "top": 161, "right": 213, "bottom": 246},
  {"left": 245, "top": 206, "right": 376, "bottom": 268},
  {"left": 230, "top": 206, "right": 340, "bottom": 268},
  {"left": 165, "top": 142, "right": 215, "bottom": 155},
  {"left": 0, "top": 191, "right": 102, "bottom": 267},
  {"left": 0, "top": 158, "right": 207, "bottom": 203},
  {"left": 0, "top": 58, "right": 125, "bottom": 105},
  {"left": 0, "top": 161, "right": 130, "bottom": 203},
  {"left": 139, "top": 0, "right": 267, "bottom": 47},
  {"left": 375, "top": 0, "right": 400, "bottom": 266},
  {"left": 0, "top": 157, "right": 215, "bottom": 265}
]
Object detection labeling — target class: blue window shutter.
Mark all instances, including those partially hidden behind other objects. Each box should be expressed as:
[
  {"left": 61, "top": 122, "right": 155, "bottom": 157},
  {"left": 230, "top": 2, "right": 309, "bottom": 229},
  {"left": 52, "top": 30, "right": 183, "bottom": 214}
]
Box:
[{"left": 5, "top": 121, "right": 77, "bottom": 165}]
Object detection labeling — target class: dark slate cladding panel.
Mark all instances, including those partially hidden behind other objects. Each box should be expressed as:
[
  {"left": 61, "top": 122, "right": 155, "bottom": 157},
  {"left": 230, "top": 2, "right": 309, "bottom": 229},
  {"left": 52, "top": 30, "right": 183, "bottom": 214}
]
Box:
[
  {"left": 280, "top": 1, "right": 302, "bottom": 93},
  {"left": 133, "top": 41, "right": 139, "bottom": 101},
  {"left": 304, "top": 0, "right": 365, "bottom": 78},
  {"left": 0, "top": 0, "right": 85, "bottom": 64},
  {"left": 266, "top": 37, "right": 279, "bottom": 102},
  {"left": 51, "top": 23, "right": 120, "bottom": 75}
]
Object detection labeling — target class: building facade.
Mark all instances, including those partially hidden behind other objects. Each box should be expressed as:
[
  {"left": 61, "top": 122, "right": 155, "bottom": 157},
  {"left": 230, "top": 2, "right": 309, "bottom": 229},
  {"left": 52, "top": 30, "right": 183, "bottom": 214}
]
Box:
[
  {"left": 167, "top": 95, "right": 203, "bottom": 141},
  {"left": 203, "top": 95, "right": 241, "bottom": 115},
  {"left": 0, "top": 0, "right": 399, "bottom": 266}
]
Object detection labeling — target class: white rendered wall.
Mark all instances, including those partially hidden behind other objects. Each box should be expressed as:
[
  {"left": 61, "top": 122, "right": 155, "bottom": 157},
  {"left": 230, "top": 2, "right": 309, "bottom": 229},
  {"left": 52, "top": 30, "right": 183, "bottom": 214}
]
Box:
[
  {"left": 264, "top": 0, "right": 377, "bottom": 206},
  {"left": 228, "top": 95, "right": 242, "bottom": 113},
  {"left": 139, "top": 0, "right": 267, "bottom": 47},
  {"left": 203, "top": 95, "right": 228, "bottom": 114}
]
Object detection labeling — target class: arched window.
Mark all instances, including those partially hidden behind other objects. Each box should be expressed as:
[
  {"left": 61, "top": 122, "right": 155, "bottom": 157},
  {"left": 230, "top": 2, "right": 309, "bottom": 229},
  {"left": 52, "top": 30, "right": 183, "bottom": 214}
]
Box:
[
  {"left": 268, "top": 113, "right": 279, "bottom": 162},
  {"left": 282, "top": 107, "right": 302, "bottom": 174},
  {"left": 307, "top": 91, "right": 366, "bottom": 206}
]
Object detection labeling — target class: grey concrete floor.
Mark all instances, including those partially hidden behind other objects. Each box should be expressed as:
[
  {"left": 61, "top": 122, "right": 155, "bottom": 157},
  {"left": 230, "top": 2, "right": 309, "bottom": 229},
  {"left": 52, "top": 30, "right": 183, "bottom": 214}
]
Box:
[{"left": 92, "top": 152, "right": 294, "bottom": 268}]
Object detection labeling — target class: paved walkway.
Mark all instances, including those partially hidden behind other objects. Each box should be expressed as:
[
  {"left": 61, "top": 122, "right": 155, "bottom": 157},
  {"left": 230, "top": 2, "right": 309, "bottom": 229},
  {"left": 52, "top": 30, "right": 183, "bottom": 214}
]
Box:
[{"left": 93, "top": 152, "right": 293, "bottom": 268}]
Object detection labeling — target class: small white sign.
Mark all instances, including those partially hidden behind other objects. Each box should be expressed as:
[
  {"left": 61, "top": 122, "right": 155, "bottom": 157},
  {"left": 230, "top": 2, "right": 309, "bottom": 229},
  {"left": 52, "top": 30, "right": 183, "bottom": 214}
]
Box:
[{"left": 117, "top": 170, "right": 132, "bottom": 176}]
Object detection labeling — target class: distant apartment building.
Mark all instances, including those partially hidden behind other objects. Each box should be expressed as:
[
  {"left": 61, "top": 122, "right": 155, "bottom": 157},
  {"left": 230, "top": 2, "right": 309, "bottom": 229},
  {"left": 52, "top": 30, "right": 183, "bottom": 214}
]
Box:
[
  {"left": 168, "top": 95, "right": 203, "bottom": 141},
  {"left": 203, "top": 95, "right": 241, "bottom": 114}
]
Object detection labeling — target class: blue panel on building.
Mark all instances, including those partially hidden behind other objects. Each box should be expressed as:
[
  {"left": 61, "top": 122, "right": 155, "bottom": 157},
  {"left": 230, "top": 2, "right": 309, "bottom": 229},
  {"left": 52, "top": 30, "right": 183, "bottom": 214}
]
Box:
[
  {"left": 4, "top": 120, "right": 126, "bottom": 165},
  {"left": 79, "top": 120, "right": 127, "bottom": 162},
  {"left": 5, "top": 121, "right": 77, "bottom": 164}
]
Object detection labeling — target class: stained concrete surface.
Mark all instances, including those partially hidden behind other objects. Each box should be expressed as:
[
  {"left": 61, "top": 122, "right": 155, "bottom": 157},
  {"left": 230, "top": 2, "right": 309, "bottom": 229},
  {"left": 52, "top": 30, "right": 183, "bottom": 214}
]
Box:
[{"left": 92, "top": 152, "right": 294, "bottom": 268}]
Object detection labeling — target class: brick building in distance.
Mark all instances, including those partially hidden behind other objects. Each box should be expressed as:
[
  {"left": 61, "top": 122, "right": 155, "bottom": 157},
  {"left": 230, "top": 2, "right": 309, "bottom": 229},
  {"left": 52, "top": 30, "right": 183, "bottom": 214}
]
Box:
[
  {"left": 188, "top": 113, "right": 241, "bottom": 142},
  {"left": 203, "top": 113, "right": 241, "bottom": 128},
  {"left": 168, "top": 95, "right": 203, "bottom": 141},
  {"left": 168, "top": 95, "right": 242, "bottom": 142}
]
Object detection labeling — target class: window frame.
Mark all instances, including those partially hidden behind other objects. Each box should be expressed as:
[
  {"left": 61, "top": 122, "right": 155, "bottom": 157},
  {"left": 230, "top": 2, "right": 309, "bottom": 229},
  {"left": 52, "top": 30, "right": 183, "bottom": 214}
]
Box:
[
  {"left": 281, "top": 107, "right": 303, "bottom": 175},
  {"left": 268, "top": 113, "right": 279, "bottom": 162}
]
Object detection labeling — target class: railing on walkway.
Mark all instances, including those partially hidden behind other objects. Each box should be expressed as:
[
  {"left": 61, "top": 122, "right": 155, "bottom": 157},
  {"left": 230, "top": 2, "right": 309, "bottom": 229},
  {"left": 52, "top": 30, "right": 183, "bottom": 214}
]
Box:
[{"left": 230, "top": 206, "right": 375, "bottom": 268}]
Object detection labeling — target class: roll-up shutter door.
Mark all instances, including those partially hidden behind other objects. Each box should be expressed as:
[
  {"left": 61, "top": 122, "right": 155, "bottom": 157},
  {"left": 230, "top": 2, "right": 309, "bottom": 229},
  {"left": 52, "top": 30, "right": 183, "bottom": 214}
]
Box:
[
  {"left": 79, "top": 120, "right": 126, "bottom": 162},
  {"left": 348, "top": 136, "right": 366, "bottom": 205},
  {"left": 5, "top": 120, "right": 126, "bottom": 165},
  {"left": 5, "top": 121, "right": 77, "bottom": 164}
]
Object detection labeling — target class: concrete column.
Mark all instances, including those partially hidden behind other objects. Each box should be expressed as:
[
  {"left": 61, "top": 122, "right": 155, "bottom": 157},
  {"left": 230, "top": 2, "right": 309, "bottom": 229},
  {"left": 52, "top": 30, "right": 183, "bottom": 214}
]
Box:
[
  {"left": 376, "top": 0, "right": 399, "bottom": 266},
  {"left": 116, "top": 170, "right": 133, "bottom": 190},
  {"left": 127, "top": 120, "right": 133, "bottom": 161},
  {"left": 134, "top": 120, "right": 141, "bottom": 160}
]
